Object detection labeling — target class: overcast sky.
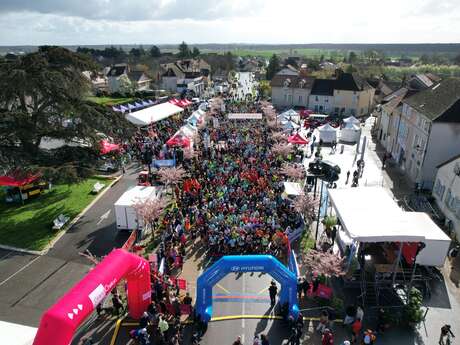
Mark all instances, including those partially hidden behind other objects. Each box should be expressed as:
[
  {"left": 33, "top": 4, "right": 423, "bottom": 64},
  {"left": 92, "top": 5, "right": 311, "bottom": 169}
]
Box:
[{"left": 0, "top": 0, "right": 459, "bottom": 45}]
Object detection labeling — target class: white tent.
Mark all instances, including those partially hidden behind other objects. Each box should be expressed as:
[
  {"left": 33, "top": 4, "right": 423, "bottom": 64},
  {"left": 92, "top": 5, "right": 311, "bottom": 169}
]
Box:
[
  {"left": 281, "top": 109, "right": 298, "bottom": 117},
  {"left": 343, "top": 116, "right": 360, "bottom": 125},
  {"left": 318, "top": 123, "right": 338, "bottom": 143},
  {"left": 179, "top": 123, "right": 198, "bottom": 138},
  {"left": 340, "top": 122, "right": 361, "bottom": 143},
  {"left": 282, "top": 182, "right": 304, "bottom": 198},
  {"left": 125, "top": 102, "right": 183, "bottom": 126},
  {"left": 282, "top": 120, "right": 300, "bottom": 131},
  {"left": 328, "top": 187, "right": 451, "bottom": 266},
  {"left": 0, "top": 321, "right": 37, "bottom": 345}
]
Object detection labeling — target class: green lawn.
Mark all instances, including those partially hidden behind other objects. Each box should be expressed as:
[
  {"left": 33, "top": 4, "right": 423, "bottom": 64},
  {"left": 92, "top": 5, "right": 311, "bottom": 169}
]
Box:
[
  {"left": 87, "top": 96, "right": 135, "bottom": 106},
  {"left": 0, "top": 177, "right": 110, "bottom": 251}
]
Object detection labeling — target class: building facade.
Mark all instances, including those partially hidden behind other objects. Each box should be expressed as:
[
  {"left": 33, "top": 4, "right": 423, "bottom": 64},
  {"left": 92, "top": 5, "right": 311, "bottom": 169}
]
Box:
[
  {"left": 376, "top": 78, "right": 460, "bottom": 189},
  {"left": 432, "top": 155, "right": 460, "bottom": 238},
  {"left": 270, "top": 69, "right": 375, "bottom": 116}
]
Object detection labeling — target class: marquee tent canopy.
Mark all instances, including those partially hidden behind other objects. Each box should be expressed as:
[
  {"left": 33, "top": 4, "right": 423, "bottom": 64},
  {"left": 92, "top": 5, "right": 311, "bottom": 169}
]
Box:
[
  {"left": 328, "top": 187, "right": 450, "bottom": 266},
  {"left": 99, "top": 140, "right": 120, "bottom": 155},
  {"left": 343, "top": 116, "right": 360, "bottom": 125},
  {"left": 288, "top": 133, "right": 309, "bottom": 145},
  {"left": 166, "top": 133, "right": 191, "bottom": 148},
  {"left": 0, "top": 174, "right": 40, "bottom": 187},
  {"left": 125, "top": 102, "right": 183, "bottom": 126},
  {"left": 318, "top": 123, "right": 338, "bottom": 143},
  {"left": 282, "top": 121, "right": 300, "bottom": 131},
  {"left": 281, "top": 109, "right": 298, "bottom": 117},
  {"left": 340, "top": 122, "right": 361, "bottom": 143}
]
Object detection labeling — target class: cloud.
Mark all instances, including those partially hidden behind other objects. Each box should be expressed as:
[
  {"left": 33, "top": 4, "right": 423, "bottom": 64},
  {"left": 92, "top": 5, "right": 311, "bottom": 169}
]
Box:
[{"left": 0, "top": 0, "right": 264, "bottom": 21}]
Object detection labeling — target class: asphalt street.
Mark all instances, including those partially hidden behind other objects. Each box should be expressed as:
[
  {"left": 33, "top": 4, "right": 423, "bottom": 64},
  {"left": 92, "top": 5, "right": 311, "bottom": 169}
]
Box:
[
  {"left": 201, "top": 272, "right": 292, "bottom": 345},
  {"left": 0, "top": 165, "right": 140, "bottom": 327}
]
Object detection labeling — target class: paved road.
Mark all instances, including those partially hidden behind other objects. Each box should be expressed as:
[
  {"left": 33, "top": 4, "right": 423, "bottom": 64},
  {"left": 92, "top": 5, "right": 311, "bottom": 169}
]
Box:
[
  {"left": 0, "top": 165, "right": 140, "bottom": 327},
  {"left": 234, "top": 72, "right": 256, "bottom": 101},
  {"left": 201, "top": 272, "right": 291, "bottom": 345}
]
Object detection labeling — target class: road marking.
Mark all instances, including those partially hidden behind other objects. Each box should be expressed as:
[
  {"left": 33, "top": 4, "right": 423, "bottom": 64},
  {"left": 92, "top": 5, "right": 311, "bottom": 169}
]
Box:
[
  {"left": 0, "top": 255, "right": 41, "bottom": 287},
  {"left": 242, "top": 273, "right": 246, "bottom": 330},
  {"left": 257, "top": 286, "right": 270, "bottom": 295},
  {"left": 109, "top": 318, "right": 122, "bottom": 345},
  {"left": 211, "top": 315, "right": 284, "bottom": 321},
  {"left": 97, "top": 209, "right": 111, "bottom": 225},
  {"left": 215, "top": 283, "right": 230, "bottom": 294}
]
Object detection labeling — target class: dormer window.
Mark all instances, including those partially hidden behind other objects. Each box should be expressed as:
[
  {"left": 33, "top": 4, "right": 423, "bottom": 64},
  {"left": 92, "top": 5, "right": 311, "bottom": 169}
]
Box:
[{"left": 283, "top": 78, "right": 291, "bottom": 88}]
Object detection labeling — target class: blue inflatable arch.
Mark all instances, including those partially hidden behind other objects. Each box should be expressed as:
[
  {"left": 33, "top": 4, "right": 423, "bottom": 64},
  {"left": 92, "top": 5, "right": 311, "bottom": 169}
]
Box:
[{"left": 196, "top": 255, "right": 299, "bottom": 322}]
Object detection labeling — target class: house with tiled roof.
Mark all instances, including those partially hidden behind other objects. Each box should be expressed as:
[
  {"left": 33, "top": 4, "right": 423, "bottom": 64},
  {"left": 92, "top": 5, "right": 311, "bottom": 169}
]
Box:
[
  {"left": 270, "top": 73, "right": 315, "bottom": 108},
  {"left": 107, "top": 64, "right": 151, "bottom": 94},
  {"left": 389, "top": 78, "right": 460, "bottom": 189},
  {"left": 160, "top": 59, "right": 211, "bottom": 96},
  {"left": 270, "top": 68, "right": 375, "bottom": 116}
]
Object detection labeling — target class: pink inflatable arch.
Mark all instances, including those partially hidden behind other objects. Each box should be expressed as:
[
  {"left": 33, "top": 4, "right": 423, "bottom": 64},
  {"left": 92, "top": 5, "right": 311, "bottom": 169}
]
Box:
[{"left": 33, "top": 249, "right": 151, "bottom": 345}]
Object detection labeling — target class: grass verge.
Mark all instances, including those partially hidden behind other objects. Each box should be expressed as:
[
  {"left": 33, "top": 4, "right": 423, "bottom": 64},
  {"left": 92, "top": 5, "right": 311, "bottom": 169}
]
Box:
[
  {"left": 300, "top": 226, "right": 315, "bottom": 254},
  {"left": 0, "top": 177, "right": 110, "bottom": 251},
  {"left": 87, "top": 96, "right": 135, "bottom": 106}
]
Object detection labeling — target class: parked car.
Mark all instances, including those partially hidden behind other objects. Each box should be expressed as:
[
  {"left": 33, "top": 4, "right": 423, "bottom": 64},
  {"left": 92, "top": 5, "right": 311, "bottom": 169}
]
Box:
[{"left": 308, "top": 160, "right": 341, "bottom": 182}]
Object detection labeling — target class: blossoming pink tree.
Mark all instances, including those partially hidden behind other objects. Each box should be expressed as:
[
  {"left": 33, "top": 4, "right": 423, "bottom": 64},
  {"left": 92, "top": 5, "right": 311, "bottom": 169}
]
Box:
[
  {"left": 271, "top": 142, "right": 293, "bottom": 158},
  {"left": 280, "top": 162, "right": 305, "bottom": 180},
  {"left": 272, "top": 131, "right": 287, "bottom": 142},
  {"left": 133, "top": 195, "right": 169, "bottom": 236},
  {"left": 293, "top": 193, "right": 319, "bottom": 224},
  {"left": 158, "top": 166, "right": 187, "bottom": 187},
  {"left": 301, "top": 249, "right": 346, "bottom": 278}
]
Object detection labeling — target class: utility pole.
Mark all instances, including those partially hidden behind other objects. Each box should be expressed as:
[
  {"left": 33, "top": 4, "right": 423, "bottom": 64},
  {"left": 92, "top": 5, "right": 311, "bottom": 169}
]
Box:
[{"left": 314, "top": 180, "right": 324, "bottom": 250}]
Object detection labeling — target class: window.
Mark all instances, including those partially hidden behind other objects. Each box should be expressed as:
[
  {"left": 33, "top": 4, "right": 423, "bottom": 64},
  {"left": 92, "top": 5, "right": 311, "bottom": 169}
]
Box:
[
  {"left": 299, "top": 95, "right": 302, "bottom": 103},
  {"left": 315, "top": 96, "right": 319, "bottom": 102},
  {"left": 445, "top": 189, "right": 454, "bottom": 209},
  {"left": 434, "top": 179, "right": 445, "bottom": 199},
  {"left": 325, "top": 98, "right": 329, "bottom": 103},
  {"left": 360, "top": 108, "right": 364, "bottom": 115}
]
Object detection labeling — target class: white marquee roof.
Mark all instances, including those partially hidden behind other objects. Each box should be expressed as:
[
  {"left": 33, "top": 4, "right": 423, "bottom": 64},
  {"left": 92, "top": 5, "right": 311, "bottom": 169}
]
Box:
[
  {"left": 328, "top": 187, "right": 425, "bottom": 243},
  {"left": 125, "top": 102, "right": 184, "bottom": 126}
]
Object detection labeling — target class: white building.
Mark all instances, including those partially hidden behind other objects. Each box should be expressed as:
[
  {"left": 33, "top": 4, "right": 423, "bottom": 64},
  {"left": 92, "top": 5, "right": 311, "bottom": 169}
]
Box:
[
  {"left": 392, "top": 78, "right": 460, "bottom": 189},
  {"left": 432, "top": 154, "right": 460, "bottom": 238}
]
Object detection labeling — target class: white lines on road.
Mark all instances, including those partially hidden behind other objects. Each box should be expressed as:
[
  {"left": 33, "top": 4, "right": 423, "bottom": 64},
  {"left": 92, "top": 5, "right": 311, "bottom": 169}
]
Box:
[
  {"left": 0, "top": 255, "right": 41, "bottom": 287},
  {"left": 96, "top": 209, "right": 111, "bottom": 225}
]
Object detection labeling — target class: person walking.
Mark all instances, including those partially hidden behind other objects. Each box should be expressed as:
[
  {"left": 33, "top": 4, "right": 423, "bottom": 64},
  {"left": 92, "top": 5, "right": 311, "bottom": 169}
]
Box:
[
  {"left": 439, "top": 324, "right": 455, "bottom": 345},
  {"left": 268, "top": 281, "right": 278, "bottom": 306},
  {"left": 382, "top": 153, "right": 387, "bottom": 169},
  {"left": 233, "top": 335, "right": 243, "bottom": 345},
  {"left": 346, "top": 170, "right": 350, "bottom": 184},
  {"left": 260, "top": 334, "right": 270, "bottom": 345},
  {"left": 297, "top": 277, "right": 304, "bottom": 300},
  {"left": 321, "top": 328, "right": 334, "bottom": 345},
  {"left": 351, "top": 318, "right": 362, "bottom": 343},
  {"left": 111, "top": 293, "right": 123, "bottom": 316}
]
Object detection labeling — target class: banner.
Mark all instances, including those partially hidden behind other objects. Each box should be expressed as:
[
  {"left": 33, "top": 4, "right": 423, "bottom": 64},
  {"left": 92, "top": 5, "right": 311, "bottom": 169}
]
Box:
[
  {"left": 228, "top": 113, "right": 263, "bottom": 120},
  {"left": 177, "top": 278, "right": 187, "bottom": 290}
]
